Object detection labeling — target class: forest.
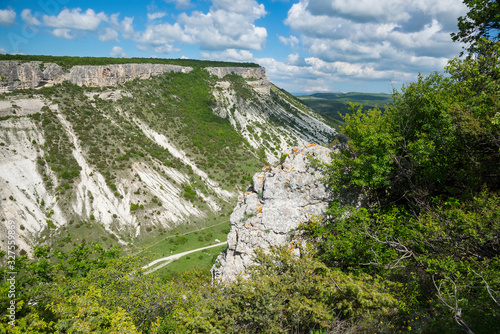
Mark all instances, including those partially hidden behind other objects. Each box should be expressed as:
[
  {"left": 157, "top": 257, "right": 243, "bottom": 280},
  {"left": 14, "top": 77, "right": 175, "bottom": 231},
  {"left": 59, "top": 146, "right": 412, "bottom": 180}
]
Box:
[{"left": 1, "top": 0, "right": 499, "bottom": 333}]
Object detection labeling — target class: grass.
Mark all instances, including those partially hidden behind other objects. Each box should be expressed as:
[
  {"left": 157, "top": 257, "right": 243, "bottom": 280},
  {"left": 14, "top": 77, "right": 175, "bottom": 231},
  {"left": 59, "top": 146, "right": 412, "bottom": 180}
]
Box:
[
  {"left": 49, "top": 219, "right": 121, "bottom": 252},
  {"left": 154, "top": 244, "right": 227, "bottom": 281},
  {"left": 134, "top": 219, "right": 230, "bottom": 265}
]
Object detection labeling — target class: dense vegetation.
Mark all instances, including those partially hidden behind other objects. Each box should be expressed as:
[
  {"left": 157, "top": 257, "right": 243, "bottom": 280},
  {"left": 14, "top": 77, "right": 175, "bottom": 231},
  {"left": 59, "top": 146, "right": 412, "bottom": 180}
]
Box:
[
  {"left": 298, "top": 92, "right": 392, "bottom": 128},
  {"left": 0, "top": 54, "right": 259, "bottom": 71},
  {"left": 303, "top": 36, "right": 500, "bottom": 333}
]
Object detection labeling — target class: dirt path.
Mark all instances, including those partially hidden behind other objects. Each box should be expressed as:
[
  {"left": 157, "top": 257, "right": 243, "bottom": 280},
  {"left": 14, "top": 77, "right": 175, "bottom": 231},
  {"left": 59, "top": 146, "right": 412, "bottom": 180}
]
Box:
[
  {"left": 142, "top": 241, "right": 227, "bottom": 274},
  {"left": 131, "top": 220, "right": 230, "bottom": 257}
]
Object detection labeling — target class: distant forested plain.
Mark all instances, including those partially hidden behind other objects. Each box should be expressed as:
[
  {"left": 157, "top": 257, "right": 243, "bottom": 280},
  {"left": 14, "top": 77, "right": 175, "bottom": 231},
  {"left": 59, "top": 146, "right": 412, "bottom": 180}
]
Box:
[{"left": 297, "top": 92, "right": 393, "bottom": 127}]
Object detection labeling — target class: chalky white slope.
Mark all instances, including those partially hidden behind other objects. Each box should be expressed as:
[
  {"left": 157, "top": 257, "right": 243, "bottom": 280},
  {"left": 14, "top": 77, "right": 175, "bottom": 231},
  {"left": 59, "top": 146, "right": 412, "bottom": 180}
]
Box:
[{"left": 0, "top": 64, "right": 336, "bottom": 254}]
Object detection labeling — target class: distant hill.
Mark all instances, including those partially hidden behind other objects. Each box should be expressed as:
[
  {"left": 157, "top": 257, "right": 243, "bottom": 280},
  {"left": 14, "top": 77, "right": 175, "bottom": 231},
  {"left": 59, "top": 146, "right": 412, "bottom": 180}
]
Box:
[{"left": 297, "top": 92, "right": 393, "bottom": 127}]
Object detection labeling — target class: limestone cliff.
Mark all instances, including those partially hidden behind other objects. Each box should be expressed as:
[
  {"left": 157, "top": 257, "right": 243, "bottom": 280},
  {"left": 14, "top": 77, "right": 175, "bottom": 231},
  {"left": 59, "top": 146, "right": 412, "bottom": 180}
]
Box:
[
  {"left": 0, "top": 61, "right": 271, "bottom": 93},
  {"left": 206, "top": 67, "right": 270, "bottom": 94},
  {"left": 0, "top": 61, "right": 193, "bottom": 92},
  {"left": 211, "top": 144, "right": 333, "bottom": 281}
]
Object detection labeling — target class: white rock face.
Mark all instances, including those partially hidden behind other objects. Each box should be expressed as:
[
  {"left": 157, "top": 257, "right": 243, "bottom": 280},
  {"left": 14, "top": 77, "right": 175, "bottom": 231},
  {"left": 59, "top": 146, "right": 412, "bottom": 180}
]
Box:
[
  {"left": 0, "top": 61, "right": 273, "bottom": 93},
  {"left": 206, "top": 67, "right": 271, "bottom": 94},
  {"left": 211, "top": 144, "right": 333, "bottom": 281},
  {"left": 0, "top": 61, "right": 192, "bottom": 92}
]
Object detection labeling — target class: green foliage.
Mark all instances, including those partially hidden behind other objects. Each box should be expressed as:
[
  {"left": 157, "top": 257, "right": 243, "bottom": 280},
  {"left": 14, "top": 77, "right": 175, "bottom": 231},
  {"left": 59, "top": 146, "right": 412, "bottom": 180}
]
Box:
[
  {"left": 309, "top": 40, "right": 500, "bottom": 333},
  {"left": 451, "top": 0, "right": 500, "bottom": 53},
  {"left": 170, "top": 245, "right": 396, "bottom": 333},
  {"left": 329, "top": 41, "right": 500, "bottom": 207},
  {"left": 48, "top": 286, "right": 139, "bottom": 333},
  {"left": 33, "top": 107, "right": 81, "bottom": 185},
  {"left": 115, "top": 68, "right": 261, "bottom": 188},
  {"left": 183, "top": 185, "right": 197, "bottom": 202}
]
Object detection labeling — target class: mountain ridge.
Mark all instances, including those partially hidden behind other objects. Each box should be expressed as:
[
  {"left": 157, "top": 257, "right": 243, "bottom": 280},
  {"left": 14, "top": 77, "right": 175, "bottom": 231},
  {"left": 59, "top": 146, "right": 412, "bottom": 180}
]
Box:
[{"left": 0, "top": 60, "right": 336, "bottom": 256}]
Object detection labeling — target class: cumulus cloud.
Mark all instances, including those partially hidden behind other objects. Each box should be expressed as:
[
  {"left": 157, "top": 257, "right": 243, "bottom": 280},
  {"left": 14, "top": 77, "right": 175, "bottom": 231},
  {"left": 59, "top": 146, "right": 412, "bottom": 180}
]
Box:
[
  {"left": 164, "top": 0, "right": 192, "bottom": 9},
  {"left": 0, "top": 47, "right": 7, "bottom": 54},
  {"left": 43, "top": 8, "right": 107, "bottom": 31},
  {"left": 153, "top": 44, "right": 180, "bottom": 54},
  {"left": 147, "top": 12, "right": 167, "bottom": 21},
  {"left": 286, "top": 53, "right": 307, "bottom": 66},
  {"left": 201, "top": 49, "right": 254, "bottom": 61},
  {"left": 178, "top": 0, "right": 267, "bottom": 51},
  {"left": 306, "top": 0, "right": 411, "bottom": 23},
  {"left": 99, "top": 27, "right": 119, "bottom": 42},
  {"left": 137, "top": 22, "right": 192, "bottom": 47},
  {"left": 110, "top": 46, "right": 125, "bottom": 57},
  {"left": 109, "top": 14, "right": 136, "bottom": 40},
  {"left": 51, "top": 28, "right": 75, "bottom": 40},
  {"left": 0, "top": 8, "right": 16, "bottom": 26},
  {"left": 21, "top": 9, "right": 41, "bottom": 26},
  {"left": 283, "top": 0, "right": 467, "bottom": 85},
  {"left": 279, "top": 35, "right": 299, "bottom": 48},
  {"left": 135, "top": 0, "right": 268, "bottom": 54}
]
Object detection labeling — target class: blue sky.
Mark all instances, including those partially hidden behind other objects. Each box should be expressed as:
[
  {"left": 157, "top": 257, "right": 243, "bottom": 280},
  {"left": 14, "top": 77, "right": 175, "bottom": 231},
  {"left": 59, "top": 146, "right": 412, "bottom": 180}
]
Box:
[{"left": 0, "top": 0, "right": 468, "bottom": 94}]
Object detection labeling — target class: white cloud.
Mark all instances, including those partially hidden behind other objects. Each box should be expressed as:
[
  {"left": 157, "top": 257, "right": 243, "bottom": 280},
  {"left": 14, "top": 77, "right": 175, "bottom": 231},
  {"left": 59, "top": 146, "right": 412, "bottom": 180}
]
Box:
[
  {"left": 180, "top": 13, "right": 266, "bottom": 50},
  {"left": 153, "top": 45, "right": 180, "bottom": 53},
  {"left": 43, "top": 8, "right": 107, "bottom": 31},
  {"left": 0, "top": 47, "right": 7, "bottom": 54},
  {"left": 164, "top": 0, "right": 191, "bottom": 9},
  {"left": 306, "top": 0, "right": 411, "bottom": 23},
  {"left": 99, "top": 27, "right": 119, "bottom": 42},
  {"left": 147, "top": 12, "right": 167, "bottom": 21},
  {"left": 138, "top": 22, "right": 192, "bottom": 45},
  {"left": 21, "top": 9, "right": 41, "bottom": 26},
  {"left": 201, "top": 49, "right": 254, "bottom": 61},
  {"left": 51, "top": 28, "right": 75, "bottom": 40},
  {"left": 120, "top": 16, "right": 136, "bottom": 39},
  {"left": 286, "top": 53, "right": 307, "bottom": 66},
  {"left": 283, "top": 0, "right": 467, "bottom": 85},
  {"left": 279, "top": 35, "right": 299, "bottom": 48},
  {"left": 110, "top": 46, "right": 125, "bottom": 57},
  {"left": 177, "top": 0, "right": 267, "bottom": 51},
  {"left": 211, "top": 0, "right": 266, "bottom": 20},
  {"left": 0, "top": 8, "right": 16, "bottom": 26}
]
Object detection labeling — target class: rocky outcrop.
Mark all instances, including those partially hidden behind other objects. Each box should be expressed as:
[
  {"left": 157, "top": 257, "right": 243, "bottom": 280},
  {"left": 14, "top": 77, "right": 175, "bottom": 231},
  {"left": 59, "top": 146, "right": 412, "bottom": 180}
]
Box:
[
  {"left": 206, "top": 67, "right": 266, "bottom": 79},
  {"left": 0, "top": 61, "right": 193, "bottom": 92},
  {"left": 211, "top": 144, "right": 334, "bottom": 281},
  {"left": 65, "top": 64, "right": 192, "bottom": 87},
  {"left": 207, "top": 66, "right": 271, "bottom": 94},
  {"left": 0, "top": 61, "right": 271, "bottom": 93},
  {"left": 0, "top": 61, "right": 65, "bottom": 91}
]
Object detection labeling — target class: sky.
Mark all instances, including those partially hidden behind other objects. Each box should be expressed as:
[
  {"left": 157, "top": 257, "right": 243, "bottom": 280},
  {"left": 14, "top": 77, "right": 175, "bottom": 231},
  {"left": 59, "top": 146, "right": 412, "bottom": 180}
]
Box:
[{"left": 0, "top": 0, "right": 469, "bottom": 94}]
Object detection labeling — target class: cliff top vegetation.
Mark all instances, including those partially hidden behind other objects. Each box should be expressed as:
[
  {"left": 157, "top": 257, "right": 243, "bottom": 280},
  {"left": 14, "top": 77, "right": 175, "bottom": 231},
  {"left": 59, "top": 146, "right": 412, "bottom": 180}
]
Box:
[{"left": 0, "top": 54, "right": 260, "bottom": 70}]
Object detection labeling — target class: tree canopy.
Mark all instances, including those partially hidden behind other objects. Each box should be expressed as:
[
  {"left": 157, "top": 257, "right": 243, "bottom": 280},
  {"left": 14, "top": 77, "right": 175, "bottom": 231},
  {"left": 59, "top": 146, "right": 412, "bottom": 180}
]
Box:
[{"left": 451, "top": 0, "right": 500, "bottom": 53}]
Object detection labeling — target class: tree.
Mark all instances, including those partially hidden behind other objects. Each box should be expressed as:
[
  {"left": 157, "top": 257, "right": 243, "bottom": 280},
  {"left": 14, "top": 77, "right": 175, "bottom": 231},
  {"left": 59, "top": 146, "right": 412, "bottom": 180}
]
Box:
[
  {"left": 308, "top": 37, "right": 500, "bottom": 333},
  {"left": 451, "top": 0, "right": 500, "bottom": 53}
]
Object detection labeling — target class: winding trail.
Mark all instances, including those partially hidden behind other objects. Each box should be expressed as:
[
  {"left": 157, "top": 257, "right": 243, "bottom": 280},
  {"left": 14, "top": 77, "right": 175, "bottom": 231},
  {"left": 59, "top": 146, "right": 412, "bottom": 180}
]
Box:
[{"left": 142, "top": 241, "right": 227, "bottom": 274}]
